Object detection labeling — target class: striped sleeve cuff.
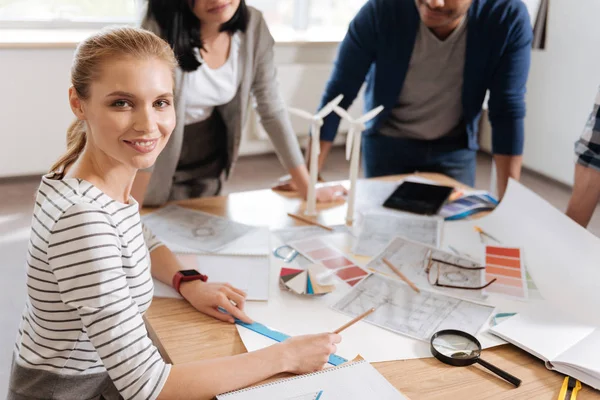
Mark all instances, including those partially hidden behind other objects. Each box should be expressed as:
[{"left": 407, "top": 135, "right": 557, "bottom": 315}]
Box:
[{"left": 142, "top": 223, "right": 164, "bottom": 253}]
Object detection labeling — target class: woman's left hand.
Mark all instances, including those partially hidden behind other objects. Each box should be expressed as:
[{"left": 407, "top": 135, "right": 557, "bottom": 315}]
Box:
[{"left": 180, "top": 281, "right": 253, "bottom": 324}]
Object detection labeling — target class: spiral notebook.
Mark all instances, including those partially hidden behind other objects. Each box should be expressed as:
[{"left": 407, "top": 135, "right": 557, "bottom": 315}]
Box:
[{"left": 216, "top": 360, "right": 406, "bottom": 399}]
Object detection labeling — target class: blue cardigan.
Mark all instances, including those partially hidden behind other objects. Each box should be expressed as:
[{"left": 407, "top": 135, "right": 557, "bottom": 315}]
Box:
[{"left": 318, "top": 0, "right": 533, "bottom": 155}]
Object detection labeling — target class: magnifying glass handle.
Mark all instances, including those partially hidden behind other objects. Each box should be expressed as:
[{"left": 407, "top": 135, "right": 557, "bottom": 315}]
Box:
[{"left": 476, "top": 358, "right": 522, "bottom": 388}]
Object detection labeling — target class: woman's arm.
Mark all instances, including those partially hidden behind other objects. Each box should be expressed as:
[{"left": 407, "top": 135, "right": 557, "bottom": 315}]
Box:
[
  {"left": 143, "top": 224, "right": 252, "bottom": 323},
  {"left": 250, "top": 12, "right": 346, "bottom": 202},
  {"left": 158, "top": 331, "right": 340, "bottom": 400},
  {"left": 49, "top": 203, "right": 341, "bottom": 400},
  {"left": 148, "top": 243, "right": 252, "bottom": 323}
]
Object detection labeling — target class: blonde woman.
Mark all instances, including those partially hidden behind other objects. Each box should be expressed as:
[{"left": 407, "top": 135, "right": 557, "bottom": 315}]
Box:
[
  {"left": 132, "top": 0, "right": 347, "bottom": 206},
  {"left": 8, "top": 27, "right": 340, "bottom": 400}
]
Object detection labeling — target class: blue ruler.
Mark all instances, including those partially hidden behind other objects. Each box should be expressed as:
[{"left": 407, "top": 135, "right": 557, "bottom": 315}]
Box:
[{"left": 235, "top": 320, "right": 348, "bottom": 366}]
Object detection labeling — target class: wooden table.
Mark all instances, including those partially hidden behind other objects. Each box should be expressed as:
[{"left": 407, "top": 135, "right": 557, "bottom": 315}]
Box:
[{"left": 145, "top": 173, "right": 599, "bottom": 399}]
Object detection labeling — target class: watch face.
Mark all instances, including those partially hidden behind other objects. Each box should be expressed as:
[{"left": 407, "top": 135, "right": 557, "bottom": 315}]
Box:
[{"left": 180, "top": 269, "right": 201, "bottom": 277}]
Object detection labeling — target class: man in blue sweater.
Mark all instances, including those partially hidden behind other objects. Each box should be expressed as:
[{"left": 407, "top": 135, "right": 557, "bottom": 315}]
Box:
[{"left": 314, "top": 0, "right": 532, "bottom": 198}]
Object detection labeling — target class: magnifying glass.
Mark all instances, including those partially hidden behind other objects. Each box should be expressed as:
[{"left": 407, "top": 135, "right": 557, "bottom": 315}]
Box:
[{"left": 430, "top": 329, "right": 522, "bottom": 388}]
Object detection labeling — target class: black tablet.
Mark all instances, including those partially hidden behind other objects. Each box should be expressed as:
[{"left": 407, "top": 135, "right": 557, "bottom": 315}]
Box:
[{"left": 383, "top": 181, "right": 454, "bottom": 215}]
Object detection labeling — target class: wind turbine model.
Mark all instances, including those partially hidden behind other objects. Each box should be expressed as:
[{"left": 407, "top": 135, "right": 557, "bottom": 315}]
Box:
[
  {"left": 334, "top": 105, "right": 384, "bottom": 223},
  {"left": 288, "top": 94, "right": 344, "bottom": 216}
]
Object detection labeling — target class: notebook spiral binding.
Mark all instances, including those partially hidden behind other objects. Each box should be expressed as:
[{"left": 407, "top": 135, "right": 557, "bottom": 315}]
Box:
[{"left": 218, "top": 361, "right": 364, "bottom": 398}]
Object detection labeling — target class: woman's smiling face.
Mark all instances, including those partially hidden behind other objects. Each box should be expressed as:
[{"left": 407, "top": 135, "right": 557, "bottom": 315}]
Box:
[{"left": 70, "top": 56, "right": 176, "bottom": 171}]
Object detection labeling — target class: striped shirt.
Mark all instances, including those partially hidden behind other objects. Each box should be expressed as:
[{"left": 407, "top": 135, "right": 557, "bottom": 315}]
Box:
[
  {"left": 575, "top": 86, "right": 600, "bottom": 172},
  {"left": 8, "top": 175, "right": 170, "bottom": 400}
]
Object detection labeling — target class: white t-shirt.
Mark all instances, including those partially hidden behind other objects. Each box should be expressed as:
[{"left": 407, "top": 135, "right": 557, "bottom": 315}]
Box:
[{"left": 184, "top": 32, "right": 241, "bottom": 125}]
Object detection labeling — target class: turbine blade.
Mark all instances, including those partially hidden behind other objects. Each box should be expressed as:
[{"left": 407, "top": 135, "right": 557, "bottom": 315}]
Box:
[
  {"left": 316, "top": 94, "right": 344, "bottom": 119},
  {"left": 288, "top": 107, "right": 315, "bottom": 120},
  {"left": 334, "top": 106, "right": 352, "bottom": 121},
  {"left": 357, "top": 105, "right": 384, "bottom": 124}
]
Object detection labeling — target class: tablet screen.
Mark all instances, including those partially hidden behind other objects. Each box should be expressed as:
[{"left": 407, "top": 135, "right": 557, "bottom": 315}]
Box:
[{"left": 383, "top": 181, "right": 454, "bottom": 215}]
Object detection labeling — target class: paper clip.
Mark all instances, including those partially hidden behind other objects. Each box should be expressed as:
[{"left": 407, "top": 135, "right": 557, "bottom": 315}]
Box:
[{"left": 559, "top": 376, "right": 582, "bottom": 400}]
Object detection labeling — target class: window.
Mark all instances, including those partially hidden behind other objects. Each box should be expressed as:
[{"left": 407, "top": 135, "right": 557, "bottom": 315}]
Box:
[
  {"left": 0, "top": 0, "right": 366, "bottom": 42},
  {"left": 0, "top": 0, "right": 138, "bottom": 29},
  {"left": 247, "top": 0, "right": 366, "bottom": 41}
]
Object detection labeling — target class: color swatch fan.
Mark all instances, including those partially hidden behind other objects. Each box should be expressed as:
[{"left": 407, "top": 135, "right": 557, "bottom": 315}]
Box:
[{"left": 280, "top": 265, "right": 335, "bottom": 296}]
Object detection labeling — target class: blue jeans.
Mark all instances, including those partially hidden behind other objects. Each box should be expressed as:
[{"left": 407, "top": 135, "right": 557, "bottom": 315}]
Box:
[{"left": 362, "top": 133, "right": 477, "bottom": 186}]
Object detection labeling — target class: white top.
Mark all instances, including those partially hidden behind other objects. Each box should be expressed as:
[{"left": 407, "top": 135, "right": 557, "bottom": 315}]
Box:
[
  {"left": 184, "top": 32, "right": 242, "bottom": 125},
  {"left": 12, "top": 175, "right": 169, "bottom": 400}
]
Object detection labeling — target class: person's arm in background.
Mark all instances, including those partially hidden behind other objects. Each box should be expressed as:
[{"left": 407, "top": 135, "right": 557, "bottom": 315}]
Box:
[
  {"left": 566, "top": 93, "right": 600, "bottom": 227},
  {"left": 487, "top": 2, "right": 532, "bottom": 199},
  {"left": 314, "top": 0, "right": 380, "bottom": 169},
  {"left": 567, "top": 164, "right": 600, "bottom": 227},
  {"left": 273, "top": 1, "right": 380, "bottom": 192},
  {"left": 251, "top": 11, "right": 346, "bottom": 202}
]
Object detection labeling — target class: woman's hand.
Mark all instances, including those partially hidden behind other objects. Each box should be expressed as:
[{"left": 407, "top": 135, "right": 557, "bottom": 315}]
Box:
[
  {"left": 272, "top": 175, "right": 347, "bottom": 203},
  {"left": 180, "top": 281, "right": 253, "bottom": 324},
  {"left": 279, "top": 333, "right": 342, "bottom": 374},
  {"left": 315, "top": 185, "right": 347, "bottom": 203}
]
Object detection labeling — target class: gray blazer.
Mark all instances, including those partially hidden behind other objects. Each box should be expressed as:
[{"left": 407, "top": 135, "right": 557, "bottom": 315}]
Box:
[{"left": 142, "top": 7, "right": 304, "bottom": 206}]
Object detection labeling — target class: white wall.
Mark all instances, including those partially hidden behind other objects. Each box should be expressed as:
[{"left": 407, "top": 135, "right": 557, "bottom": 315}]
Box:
[
  {"left": 522, "top": 0, "right": 600, "bottom": 185},
  {"left": 0, "top": 42, "right": 363, "bottom": 178},
  {"left": 0, "top": 48, "right": 75, "bottom": 177}
]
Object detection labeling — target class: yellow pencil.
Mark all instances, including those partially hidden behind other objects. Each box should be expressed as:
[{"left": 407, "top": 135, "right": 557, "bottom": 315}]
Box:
[
  {"left": 287, "top": 213, "right": 333, "bottom": 231},
  {"left": 382, "top": 258, "right": 420, "bottom": 294}
]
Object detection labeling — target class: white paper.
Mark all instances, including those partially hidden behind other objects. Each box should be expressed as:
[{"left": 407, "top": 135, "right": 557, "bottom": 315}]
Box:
[
  {"left": 444, "top": 179, "right": 600, "bottom": 325},
  {"left": 236, "top": 233, "right": 512, "bottom": 363},
  {"left": 354, "top": 179, "right": 400, "bottom": 213},
  {"left": 490, "top": 304, "right": 596, "bottom": 362},
  {"left": 285, "top": 392, "right": 324, "bottom": 400},
  {"left": 240, "top": 251, "right": 433, "bottom": 362},
  {"left": 352, "top": 212, "right": 442, "bottom": 257},
  {"left": 332, "top": 274, "right": 495, "bottom": 341},
  {"left": 367, "top": 237, "right": 486, "bottom": 300},
  {"left": 153, "top": 279, "right": 180, "bottom": 299},
  {"left": 273, "top": 225, "right": 351, "bottom": 245},
  {"left": 215, "top": 227, "right": 270, "bottom": 256},
  {"left": 554, "top": 329, "right": 600, "bottom": 372},
  {"left": 143, "top": 205, "right": 256, "bottom": 253},
  {"left": 216, "top": 360, "right": 406, "bottom": 400},
  {"left": 152, "top": 254, "right": 270, "bottom": 301}
]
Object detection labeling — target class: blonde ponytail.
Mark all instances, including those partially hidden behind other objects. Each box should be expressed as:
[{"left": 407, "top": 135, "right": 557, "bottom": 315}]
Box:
[
  {"left": 50, "top": 120, "right": 87, "bottom": 176},
  {"left": 49, "top": 26, "right": 177, "bottom": 176}
]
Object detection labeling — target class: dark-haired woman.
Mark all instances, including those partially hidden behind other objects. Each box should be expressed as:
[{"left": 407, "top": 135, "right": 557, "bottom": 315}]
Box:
[{"left": 133, "top": 0, "right": 346, "bottom": 206}]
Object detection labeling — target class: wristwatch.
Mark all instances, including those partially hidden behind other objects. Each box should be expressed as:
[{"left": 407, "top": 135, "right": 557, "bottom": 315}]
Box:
[{"left": 172, "top": 270, "right": 208, "bottom": 295}]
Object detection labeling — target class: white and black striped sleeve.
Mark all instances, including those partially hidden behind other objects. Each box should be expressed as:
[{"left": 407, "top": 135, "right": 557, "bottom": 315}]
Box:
[
  {"left": 142, "top": 223, "right": 164, "bottom": 253},
  {"left": 47, "top": 203, "right": 170, "bottom": 400}
]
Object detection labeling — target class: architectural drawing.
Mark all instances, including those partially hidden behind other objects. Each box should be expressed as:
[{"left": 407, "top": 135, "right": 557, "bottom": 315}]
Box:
[
  {"left": 332, "top": 274, "right": 495, "bottom": 341},
  {"left": 142, "top": 205, "right": 255, "bottom": 253},
  {"left": 367, "top": 237, "right": 486, "bottom": 298},
  {"left": 353, "top": 212, "right": 442, "bottom": 256},
  {"left": 273, "top": 225, "right": 350, "bottom": 244}
]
